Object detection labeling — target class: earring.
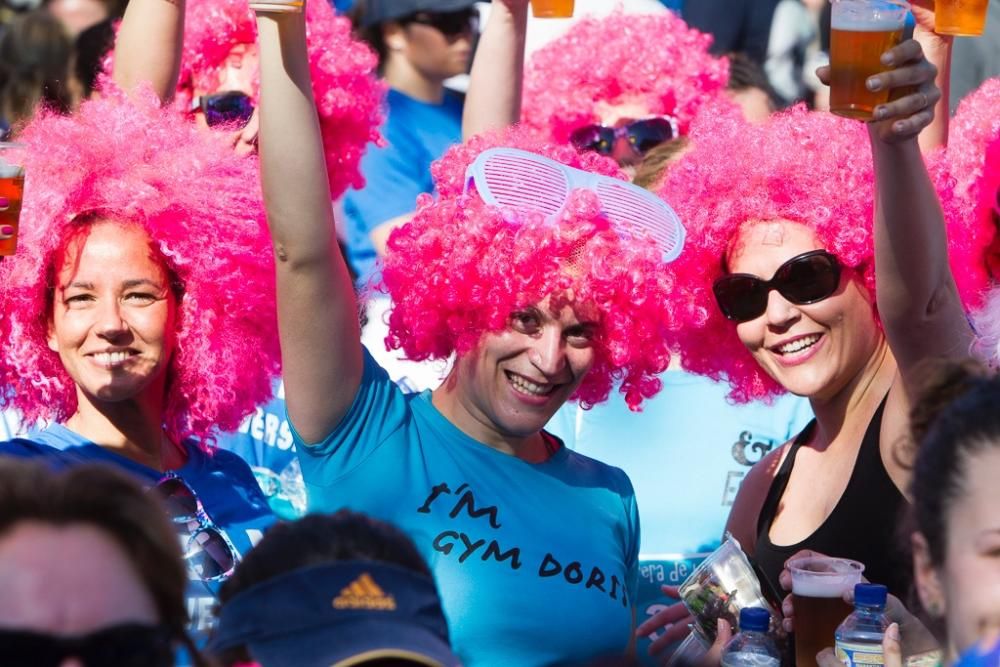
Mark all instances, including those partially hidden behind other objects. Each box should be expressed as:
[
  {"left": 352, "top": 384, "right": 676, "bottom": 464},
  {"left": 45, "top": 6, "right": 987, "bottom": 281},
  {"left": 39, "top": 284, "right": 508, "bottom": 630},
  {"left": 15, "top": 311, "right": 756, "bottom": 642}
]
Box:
[{"left": 926, "top": 600, "right": 944, "bottom": 617}]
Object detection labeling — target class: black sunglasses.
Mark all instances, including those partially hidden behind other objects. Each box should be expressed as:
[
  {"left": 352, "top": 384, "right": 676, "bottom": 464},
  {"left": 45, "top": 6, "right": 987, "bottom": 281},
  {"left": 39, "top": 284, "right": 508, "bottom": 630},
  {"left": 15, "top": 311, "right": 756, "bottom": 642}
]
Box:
[
  {"left": 0, "top": 623, "right": 174, "bottom": 667},
  {"left": 193, "top": 91, "right": 255, "bottom": 129},
  {"left": 154, "top": 473, "right": 239, "bottom": 582},
  {"left": 569, "top": 116, "right": 680, "bottom": 157},
  {"left": 712, "top": 250, "right": 843, "bottom": 323},
  {"left": 402, "top": 8, "right": 478, "bottom": 37}
]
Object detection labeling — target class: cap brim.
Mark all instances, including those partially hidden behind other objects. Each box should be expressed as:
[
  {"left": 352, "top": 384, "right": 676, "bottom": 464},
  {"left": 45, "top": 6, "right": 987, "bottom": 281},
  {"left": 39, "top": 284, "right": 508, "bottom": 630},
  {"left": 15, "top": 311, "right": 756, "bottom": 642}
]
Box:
[
  {"left": 245, "top": 618, "right": 460, "bottom": 667},
  {"left": 364, "top": 0, "right": 482, "bottom": 26}
]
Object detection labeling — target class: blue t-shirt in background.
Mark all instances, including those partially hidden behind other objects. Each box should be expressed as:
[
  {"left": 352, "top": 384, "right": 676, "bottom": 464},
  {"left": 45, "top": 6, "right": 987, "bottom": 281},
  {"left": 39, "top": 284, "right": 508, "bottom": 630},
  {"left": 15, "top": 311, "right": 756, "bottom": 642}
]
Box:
[
  {"left": 547, "top": 370, "right": 812, "bottom": 664},
  {"left": 296, "top": 349, "right": 640, "bottom": 667},
  {"left": 342, "top": 88, "right": 463, "bottom": 283},
  {"left": 0, "top": 425, "right": 276, "bottom": 664}
]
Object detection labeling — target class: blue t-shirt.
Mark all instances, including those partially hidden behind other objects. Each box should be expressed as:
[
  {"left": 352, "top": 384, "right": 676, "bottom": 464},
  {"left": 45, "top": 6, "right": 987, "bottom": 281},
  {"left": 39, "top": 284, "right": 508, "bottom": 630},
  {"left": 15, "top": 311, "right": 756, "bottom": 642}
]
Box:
[
  {"left": 547, "top": 370, "right": 812, "bottom": 664},
  {"left": 342, "top": 88, "right": 464, "bottom": 283},
  {"left": 297, "top": 349, "right": 640, "bottom": 667},
  {"left": 0, "top": 424, "right": 276, "bottom": 663}
]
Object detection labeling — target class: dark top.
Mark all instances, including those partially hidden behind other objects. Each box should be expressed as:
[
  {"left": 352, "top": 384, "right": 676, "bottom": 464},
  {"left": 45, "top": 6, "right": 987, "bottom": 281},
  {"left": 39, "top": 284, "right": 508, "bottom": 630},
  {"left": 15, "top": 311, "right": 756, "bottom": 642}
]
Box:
[
  {"left": 754, "top": 395, "right": 912, "bottom": 602},
  {"left": 681, "top": 0, "right": 780, "bottom": 64}
]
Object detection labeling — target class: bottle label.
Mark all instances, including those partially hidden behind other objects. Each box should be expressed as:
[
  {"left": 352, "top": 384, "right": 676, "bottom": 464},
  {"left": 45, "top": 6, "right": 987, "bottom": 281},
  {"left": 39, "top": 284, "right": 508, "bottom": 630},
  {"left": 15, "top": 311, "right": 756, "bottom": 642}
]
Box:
[{"left": 836, "top": 640, "right": 885, "bottom": 667}]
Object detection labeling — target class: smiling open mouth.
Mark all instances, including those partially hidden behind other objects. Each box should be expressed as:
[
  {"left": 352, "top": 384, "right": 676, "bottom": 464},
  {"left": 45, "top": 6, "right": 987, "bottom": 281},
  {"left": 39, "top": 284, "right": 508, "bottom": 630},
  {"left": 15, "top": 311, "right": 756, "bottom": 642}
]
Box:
[
  {"left": 89, "top": 351, "right": 139, "bottom": 368},
  {"left": 505, "top": 371, "right": 558, "bottom": 397},
  {"left": 774, "top": 334, "right": 822, "bottom": 355}
]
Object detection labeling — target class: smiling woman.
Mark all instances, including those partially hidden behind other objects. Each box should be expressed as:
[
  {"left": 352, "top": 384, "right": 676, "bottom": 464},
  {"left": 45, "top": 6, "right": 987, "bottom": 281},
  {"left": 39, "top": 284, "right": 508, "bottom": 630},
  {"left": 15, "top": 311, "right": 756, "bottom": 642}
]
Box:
[{"left": 0, "top": 90, "right": 280, "bottom": 662}]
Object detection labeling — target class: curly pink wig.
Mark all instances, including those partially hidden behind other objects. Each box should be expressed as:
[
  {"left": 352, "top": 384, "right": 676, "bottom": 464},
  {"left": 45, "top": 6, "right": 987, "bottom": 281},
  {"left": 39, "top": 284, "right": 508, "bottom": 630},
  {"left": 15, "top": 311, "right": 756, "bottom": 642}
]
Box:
[
  {"left": 381, "top": 127, "right": 677, "bottom": 410},
  {"left": 659, "top": 106, "right": 981, "bottom": 403},
  {"left": 934, "top": 77, "right": 1000, "bottom": 281},
  {"left": 0, "top": 90, "right": 280, "bottom": 444},
  {"left": 521, "top": 10, "right": 731, "bottom": 145},
  {"left": 104, "top": 0, "right": 384, "bottom": 199}
]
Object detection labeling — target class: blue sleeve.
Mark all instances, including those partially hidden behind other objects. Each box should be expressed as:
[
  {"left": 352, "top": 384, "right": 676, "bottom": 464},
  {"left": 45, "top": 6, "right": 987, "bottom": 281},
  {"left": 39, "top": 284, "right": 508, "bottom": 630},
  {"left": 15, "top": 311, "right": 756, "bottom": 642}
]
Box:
[
  {"left": 292, "top": 348, "right": 409, "bottom": 489},
  {"left": 624, "top": 474, "right": 641, "bottom": 610},
  {"left": 343, "top": 133, "right": 433, "bottom": 236}
]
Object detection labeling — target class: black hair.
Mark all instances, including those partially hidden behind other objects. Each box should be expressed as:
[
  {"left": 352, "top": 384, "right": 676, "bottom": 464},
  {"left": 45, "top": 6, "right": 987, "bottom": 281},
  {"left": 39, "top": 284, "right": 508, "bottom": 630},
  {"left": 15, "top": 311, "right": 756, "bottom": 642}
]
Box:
[
  {"left": 73, "top": 17, "right": 114, "bottom": 99},
  {"left": 725, "top": 51, "right": 782, "bottom": 110},
  {"left": 909, "top": 359, "right": 1000, "bottom": 565},
  {"left": 0, "top": 9, "right": 73, "bottom": 125}
]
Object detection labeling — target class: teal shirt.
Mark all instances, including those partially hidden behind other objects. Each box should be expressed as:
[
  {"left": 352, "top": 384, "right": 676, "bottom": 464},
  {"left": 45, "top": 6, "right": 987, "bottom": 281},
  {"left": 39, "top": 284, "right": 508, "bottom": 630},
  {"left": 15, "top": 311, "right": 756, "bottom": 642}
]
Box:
[{"left": 295, "top": 350, "right": 640, "bottom": 666}]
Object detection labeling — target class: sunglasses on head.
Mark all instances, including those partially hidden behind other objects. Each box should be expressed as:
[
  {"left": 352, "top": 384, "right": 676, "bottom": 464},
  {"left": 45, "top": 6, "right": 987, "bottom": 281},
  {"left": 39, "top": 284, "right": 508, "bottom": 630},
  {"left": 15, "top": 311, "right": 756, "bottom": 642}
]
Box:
[
  {"left": 569, "top": 116, "right": 680, "bottom": 157},
  {"left": 193, "top": 91, "right": 255, "bottom": 129},
  {"left": 712, "top": 249, "right": 843, "bottom": 323},
  {"left": 0, "top": 623, "right": 174, "bottom": 667},
  {"left": 402, "top": 8, "right": 478, "bottom": 37},
  {"left": 154, "top": 473, "right": 239, "bottom": 582}
]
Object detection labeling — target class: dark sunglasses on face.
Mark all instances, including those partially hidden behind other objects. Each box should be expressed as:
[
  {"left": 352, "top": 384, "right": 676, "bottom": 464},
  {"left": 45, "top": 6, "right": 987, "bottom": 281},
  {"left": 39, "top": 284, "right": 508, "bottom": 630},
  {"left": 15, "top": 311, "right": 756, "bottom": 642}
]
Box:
[
  {"left": 712, "top": 249, "right": 843, "bottom": 323},
  {"left": 402, "top": 8, "right": 478, "bottom": 37},
  {"left": 0, "top": 623, "right": 175, "bottom": 667},
  {"left": 569, "top": 116, "right": 680, "bottom": 157},
  {"left": 193, "top": 91, "right": 255, "bottom": 129},
  {"left": 154, "top": 473, "right": 239, "bottom": 582}
]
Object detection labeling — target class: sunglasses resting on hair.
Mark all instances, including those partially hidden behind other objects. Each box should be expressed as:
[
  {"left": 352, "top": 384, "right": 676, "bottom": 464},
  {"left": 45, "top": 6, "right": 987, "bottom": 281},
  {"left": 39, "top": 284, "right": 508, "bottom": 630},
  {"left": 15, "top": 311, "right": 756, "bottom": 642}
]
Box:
[
  {"left": 192, "top": 91, "right": 255, "bottom": 129},
  {"left": 402, "top": 8, "right": 479, "bottom": 37},
  {"left": 0, "top": 623, "right": 174, "bottom": 667},
  {"left": 569, "top": 116, "right": 680, "bottom": 157},
  {"left": 712, "top": 249, "right": 843, "bottom": 322},
  {"left": 155, "top": 472, "right": 240, "bottom": 582}
]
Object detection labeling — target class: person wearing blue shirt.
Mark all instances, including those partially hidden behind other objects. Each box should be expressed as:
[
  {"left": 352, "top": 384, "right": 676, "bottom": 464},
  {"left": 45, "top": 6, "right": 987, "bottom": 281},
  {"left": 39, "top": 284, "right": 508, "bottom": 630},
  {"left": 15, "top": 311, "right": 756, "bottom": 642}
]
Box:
[
  {"left": 344, "top": 0, "right": 477, "bottom": 283},
  {"left": 548, "top": 370, "right": 812, "bottom": 664},
  {"left": 253, "top": 0, "right": 683, "bottom": 661}
]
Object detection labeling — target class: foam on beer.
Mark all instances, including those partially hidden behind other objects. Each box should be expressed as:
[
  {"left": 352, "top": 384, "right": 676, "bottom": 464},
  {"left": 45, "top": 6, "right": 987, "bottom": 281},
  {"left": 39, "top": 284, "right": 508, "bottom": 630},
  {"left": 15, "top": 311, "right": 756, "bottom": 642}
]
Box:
[
  {"left": 0, "top": 164, "right": 24, "bottom": 178},
  {"left": 792, "top": 576, "right": 856, "bottom": 598},
  {"left": 832, "top": 2, "right": 907, "bottom": 31}
]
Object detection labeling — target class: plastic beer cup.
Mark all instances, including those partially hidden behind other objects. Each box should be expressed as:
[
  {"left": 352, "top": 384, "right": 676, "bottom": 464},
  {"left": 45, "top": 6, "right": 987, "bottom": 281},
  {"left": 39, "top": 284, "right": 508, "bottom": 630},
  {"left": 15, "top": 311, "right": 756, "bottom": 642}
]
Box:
[
  {"left": 829, "top": 0, "right": 908, "bottom": 121},
  {"left": 0, "top": 143, "right": 26, "bottom": 257},
  {"left": 789, "top": 557, "right": 865, "bottom": 667},
  {"left": 530, "top": 0, "right": 574, "bottom": 18},
  {"left": 935, "top": 0, "right": 989, "bottom": 36}
]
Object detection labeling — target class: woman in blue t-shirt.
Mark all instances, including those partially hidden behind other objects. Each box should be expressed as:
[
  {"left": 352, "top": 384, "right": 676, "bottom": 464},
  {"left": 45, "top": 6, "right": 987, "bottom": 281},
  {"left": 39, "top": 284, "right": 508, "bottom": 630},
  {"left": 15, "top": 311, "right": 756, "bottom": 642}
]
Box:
[
  {"left": 251, "top": 2, "right": 687, "bottom": 664},
  {"left": 0, "top": 89, "right": 279, "bottom": 657}
]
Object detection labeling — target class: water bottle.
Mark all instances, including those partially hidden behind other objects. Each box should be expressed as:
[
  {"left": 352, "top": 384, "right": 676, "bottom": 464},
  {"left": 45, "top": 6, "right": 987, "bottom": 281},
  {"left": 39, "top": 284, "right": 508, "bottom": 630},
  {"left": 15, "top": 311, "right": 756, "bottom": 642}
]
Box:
[
  {"left": 721, "top": 608, "right": 781, "bottom": 667},
  {"left": 835, "top": 583, "right": 890, "bottom": 667}
]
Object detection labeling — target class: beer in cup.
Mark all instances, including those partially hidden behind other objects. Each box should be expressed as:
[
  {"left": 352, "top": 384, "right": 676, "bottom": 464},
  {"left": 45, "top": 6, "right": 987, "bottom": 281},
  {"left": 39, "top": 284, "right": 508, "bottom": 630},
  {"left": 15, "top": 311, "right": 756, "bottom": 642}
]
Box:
[
  {"left": 789, "top": 557, "right": 864, "bottom": 667},
  {"left": 935, "top": 0, "right": 989, "bottom": 36},
  {"left": 0, "top": 143, "right": 26, "bottom": 257},
  {"left": 530, "top": 0, "right": 574, "bottom": 18},
  {"left": 829, "top": 0, "right": 908, "bottom": 121}
]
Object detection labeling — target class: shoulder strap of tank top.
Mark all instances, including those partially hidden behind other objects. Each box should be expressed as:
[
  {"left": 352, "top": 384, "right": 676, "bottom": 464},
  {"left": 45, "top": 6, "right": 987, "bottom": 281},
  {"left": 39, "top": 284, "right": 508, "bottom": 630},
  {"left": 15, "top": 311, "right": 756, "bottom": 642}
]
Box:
[{"left": 755, "top": 419, "right": 816, "bottom": 538}]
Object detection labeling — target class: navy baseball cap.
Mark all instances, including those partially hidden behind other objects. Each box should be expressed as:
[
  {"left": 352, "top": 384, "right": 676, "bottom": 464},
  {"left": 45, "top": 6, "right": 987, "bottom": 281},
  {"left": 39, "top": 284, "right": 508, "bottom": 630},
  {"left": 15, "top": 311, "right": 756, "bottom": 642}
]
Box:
[
  {"left": 209, "top": 561, "right": 460, "bottom": 667},
  {"left": 361, "top": 0, "right": 483, "bottom": 27}
]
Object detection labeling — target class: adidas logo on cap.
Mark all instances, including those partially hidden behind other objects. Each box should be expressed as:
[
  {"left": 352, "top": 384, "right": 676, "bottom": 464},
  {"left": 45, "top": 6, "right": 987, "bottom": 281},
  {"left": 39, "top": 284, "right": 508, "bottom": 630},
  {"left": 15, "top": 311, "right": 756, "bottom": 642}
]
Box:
[{"left": 333, "top": 573, "right": 397, "bottom": 611}]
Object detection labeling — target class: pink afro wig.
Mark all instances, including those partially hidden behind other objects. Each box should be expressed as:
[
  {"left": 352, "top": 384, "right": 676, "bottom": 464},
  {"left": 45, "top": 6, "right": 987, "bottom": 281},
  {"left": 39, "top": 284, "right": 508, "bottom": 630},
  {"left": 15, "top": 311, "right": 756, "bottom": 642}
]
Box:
[
  {"left": 104, "top": 0, "right": 384, "bottom": 199},
  {"left": 659, "top": 106, "right": 981, "bottom": 403},
  {"left": 0, "top": 89, "right": 280, "bottom": 444},
  {"left": 381, "top": 127, "right": 677, "bottom": 410},
  {"left": 521, "top": 10, "right": 731, "bottom": 145},
  {"left": 932, "top": 77, "right": 1000, "bottom": 281}
]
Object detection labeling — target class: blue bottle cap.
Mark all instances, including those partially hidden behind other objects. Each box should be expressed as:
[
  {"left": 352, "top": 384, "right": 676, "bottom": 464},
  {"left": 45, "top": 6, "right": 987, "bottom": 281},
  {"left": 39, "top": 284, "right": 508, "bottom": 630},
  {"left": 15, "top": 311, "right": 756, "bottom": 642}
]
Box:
[
  {"left": 739, "top": 607, "right": 771, "bottom": 633},
  {"left": 854, "top": 583, "right": 888, "bottom": 608}
]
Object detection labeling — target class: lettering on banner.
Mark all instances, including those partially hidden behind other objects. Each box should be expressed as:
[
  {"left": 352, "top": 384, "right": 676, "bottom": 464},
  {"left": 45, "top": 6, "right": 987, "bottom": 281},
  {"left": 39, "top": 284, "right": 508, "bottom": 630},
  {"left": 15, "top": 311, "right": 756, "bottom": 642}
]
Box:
[
  {"left": 722, "top": 431, "right": 778, "bottom": 506},
  {"left": 419, "top": 481, "right": 628, "bottom": 608}
]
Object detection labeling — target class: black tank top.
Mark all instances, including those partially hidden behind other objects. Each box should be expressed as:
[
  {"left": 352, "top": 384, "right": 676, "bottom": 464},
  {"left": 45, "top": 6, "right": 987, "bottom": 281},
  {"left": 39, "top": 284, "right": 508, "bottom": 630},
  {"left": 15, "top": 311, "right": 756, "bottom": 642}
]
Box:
[{"left": 753, "top": 396, "right": 912, "bottom": 603}]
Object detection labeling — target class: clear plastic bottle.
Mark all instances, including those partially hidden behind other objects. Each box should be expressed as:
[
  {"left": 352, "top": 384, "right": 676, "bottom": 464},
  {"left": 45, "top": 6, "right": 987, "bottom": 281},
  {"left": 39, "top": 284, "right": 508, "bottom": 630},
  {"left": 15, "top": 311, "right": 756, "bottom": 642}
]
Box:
[
  {"left": 835, "top": 583, "right": 890, "bottom": 667},
  {"left": 721, "top": 608, "right": 781, "bottom": 667}
]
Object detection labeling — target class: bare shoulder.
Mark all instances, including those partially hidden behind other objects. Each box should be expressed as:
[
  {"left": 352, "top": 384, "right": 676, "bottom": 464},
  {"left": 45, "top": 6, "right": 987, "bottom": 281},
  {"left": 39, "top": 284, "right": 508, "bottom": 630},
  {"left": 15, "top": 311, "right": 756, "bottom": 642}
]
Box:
[
  {"left": 725, "top": 439, "right": 794, "bottom": 555},
  {"left": 879, "top": 373, "right": 913, "bottom": 498}
]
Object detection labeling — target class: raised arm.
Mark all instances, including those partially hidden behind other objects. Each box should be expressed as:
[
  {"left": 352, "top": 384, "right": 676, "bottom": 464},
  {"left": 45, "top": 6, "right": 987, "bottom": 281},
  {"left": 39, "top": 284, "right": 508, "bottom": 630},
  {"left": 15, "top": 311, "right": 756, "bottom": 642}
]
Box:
[
  {"left": 867, "top": 40, "right": 971, "bottom": 390},
  {"left": 112, "top": 0, "right": 185, "bottom": 103},
  {"left": 911, "top": 0, "right": 953, "bottom": 151},
  {"left": 461, "top": 0, "right": 530, "bottom": 140},
  {"left": 255, "top": 7, "right": 363, "bottom": 444}
]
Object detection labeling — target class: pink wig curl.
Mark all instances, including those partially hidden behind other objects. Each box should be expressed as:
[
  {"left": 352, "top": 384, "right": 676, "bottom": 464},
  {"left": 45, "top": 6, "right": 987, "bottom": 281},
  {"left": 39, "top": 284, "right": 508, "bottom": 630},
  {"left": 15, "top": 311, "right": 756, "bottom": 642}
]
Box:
[
  {"left": 521, "top": 10, "right": 731, "bottom": 145},
  {"left": 659, "top": 106, "right": 979, "bottom": 403},
  {"left": 0, "top": 89, "right": 280, "bottom": 445},
  {"left": 381, "top": 127, "right": 677, "bottom": 410},
  {"left": 104, "top": 0, "right": 385, "bottom": 199},
  {"left": 933, "top": 77, "right": 1000, "bottom": 282}
]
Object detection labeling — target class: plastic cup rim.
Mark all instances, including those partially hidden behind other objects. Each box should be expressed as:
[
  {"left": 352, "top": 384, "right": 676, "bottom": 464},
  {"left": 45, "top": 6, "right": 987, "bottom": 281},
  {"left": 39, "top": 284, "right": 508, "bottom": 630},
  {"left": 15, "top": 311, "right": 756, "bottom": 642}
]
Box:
[{"left": 788, "top": 556, "right": 865, "bottom": 577}]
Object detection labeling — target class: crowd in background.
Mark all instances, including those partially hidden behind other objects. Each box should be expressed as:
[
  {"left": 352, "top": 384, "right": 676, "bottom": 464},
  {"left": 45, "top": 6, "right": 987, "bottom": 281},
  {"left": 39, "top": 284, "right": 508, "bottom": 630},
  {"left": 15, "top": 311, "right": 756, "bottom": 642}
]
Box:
[{"left": 0, "top": 0, "right": 999, "bottom": 666}]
